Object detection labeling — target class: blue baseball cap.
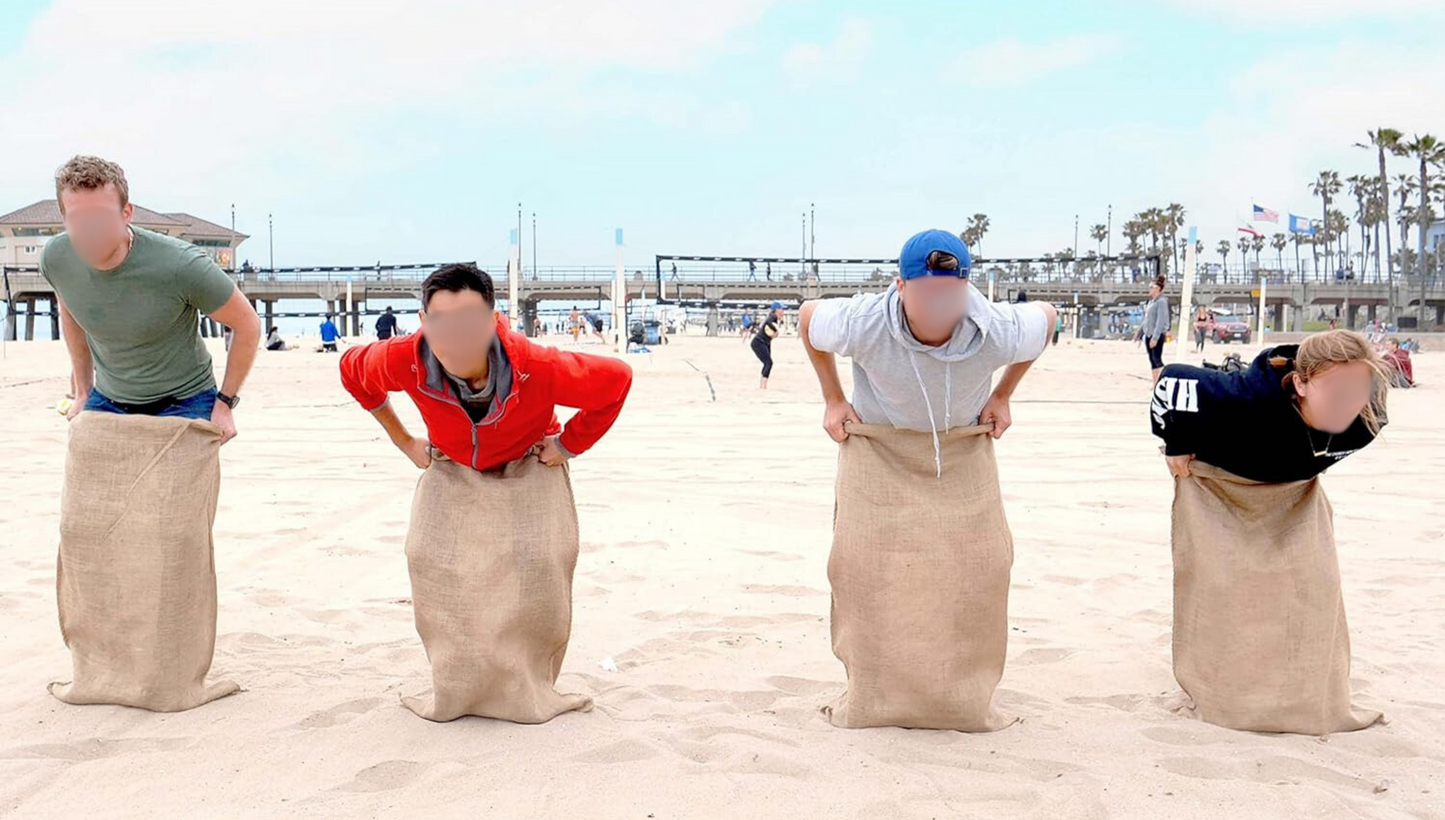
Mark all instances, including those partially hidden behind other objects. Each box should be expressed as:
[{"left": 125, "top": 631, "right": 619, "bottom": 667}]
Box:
[
  {"left": 770, "top": 302, "right": 784, "bottom": 310},
  {"left": 899, "top": 229, "right": 971, "bottom": 280}
]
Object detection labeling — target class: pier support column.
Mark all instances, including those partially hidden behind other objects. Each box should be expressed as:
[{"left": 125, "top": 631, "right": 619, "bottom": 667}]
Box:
[
  {"left": 264, "top": 300, "right": 275, "bottom": 331},
  {"left": 47, "top": 297, "right": 60, "bottom": 340},
  {"left": 2, "top": 300, "right": 15, "bottom": 341},
  {"left": 23, "top": 299, "right": 36, "bottom": 341},
  {"left": 706, "top": 304, "right": 719, "bottom": 337}
]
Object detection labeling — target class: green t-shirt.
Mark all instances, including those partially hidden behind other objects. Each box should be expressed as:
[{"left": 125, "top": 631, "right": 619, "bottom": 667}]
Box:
[{"left": 40, "top": 225, "right": 236, "bottom": 404}]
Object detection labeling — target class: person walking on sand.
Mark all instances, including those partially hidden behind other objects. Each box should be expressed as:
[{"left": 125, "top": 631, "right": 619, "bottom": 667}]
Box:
[
  {"left": 1193, "top": 306, "right": 1210, "bottom": 353},
  {"left": 751, "top": 302, "right": 785, "bottom": 389},
  {"left": 376, "top": 306, "right": 399, "bottom": 340}
]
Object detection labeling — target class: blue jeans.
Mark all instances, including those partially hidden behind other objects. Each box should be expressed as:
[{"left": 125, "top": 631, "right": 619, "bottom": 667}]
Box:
[{"left": 84, "top": 387, "right": 217, "bottom": 420}]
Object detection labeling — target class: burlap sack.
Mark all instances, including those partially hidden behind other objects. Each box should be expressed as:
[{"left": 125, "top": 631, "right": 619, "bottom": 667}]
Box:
[
  {"left": 49, "top": 413, "right": 239, "bottom": 712},
  {"left": 402, "top": 452, "right": 592, "bottom": 723},
  {"left": 825, "top": 423, "right": 1015, "bottom": 732},
  {"left": 1171, "top": 461, "right": 1383, "bottom": 734}
]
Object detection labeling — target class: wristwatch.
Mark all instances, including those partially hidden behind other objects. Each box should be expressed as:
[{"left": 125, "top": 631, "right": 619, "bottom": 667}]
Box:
[{"left": 216, "top": 392, "right": 241, "bottom": 409}]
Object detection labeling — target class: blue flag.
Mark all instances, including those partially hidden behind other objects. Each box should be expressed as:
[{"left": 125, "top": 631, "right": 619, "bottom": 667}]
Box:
[{"left": 1288, "top": 214, "right": 1316, "bottom": 236}]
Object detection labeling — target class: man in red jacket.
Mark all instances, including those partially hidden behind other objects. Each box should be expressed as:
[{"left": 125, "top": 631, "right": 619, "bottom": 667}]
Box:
[{"left": 340, "top": 263, "right": 632, "bottom": 471}]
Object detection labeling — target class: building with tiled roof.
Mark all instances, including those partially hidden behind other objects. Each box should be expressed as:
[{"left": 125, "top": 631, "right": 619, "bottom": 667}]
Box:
[{"left": 0, "top": 199, "right": 249, "bottom": 268}]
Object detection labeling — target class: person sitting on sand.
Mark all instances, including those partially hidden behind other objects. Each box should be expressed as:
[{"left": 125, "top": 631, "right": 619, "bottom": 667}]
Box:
[
  {"left": 265, "top": 327, "right": 289, "bottom": 351},
  {"left": 1383, "top": 337, "right": 1414, "bottom": 388}
]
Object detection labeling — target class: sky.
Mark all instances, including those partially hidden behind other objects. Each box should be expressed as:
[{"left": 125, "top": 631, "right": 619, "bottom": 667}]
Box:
[{"left": 3, "top": 0, "right": 1444, "bottom": 270}]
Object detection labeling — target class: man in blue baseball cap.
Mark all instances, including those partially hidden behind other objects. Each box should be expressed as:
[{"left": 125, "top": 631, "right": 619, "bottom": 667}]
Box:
[
  {"left": 750, "top": 301, "right": 787, "bottom": 389},
  {"left": 800, "top": 228, "right": 1057, "bottom": 445},
  {"left": 799, "top": 228, "right": 1058, "bottom": 732}
]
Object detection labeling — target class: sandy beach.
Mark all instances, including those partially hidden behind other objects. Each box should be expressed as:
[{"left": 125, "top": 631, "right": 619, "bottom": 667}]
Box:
[{"left": 1, "top": 331, "right": 1441, "bottom": 820}]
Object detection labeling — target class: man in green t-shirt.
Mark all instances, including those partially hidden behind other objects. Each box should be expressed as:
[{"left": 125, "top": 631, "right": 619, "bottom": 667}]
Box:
[{"left": 41, "top": 156, "right": 261, "bottom": 442}]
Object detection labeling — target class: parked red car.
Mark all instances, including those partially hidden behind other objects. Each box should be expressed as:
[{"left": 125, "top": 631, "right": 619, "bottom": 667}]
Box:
[{"left": 1210, "top": 311, "right": 1252, "bottom": 344}]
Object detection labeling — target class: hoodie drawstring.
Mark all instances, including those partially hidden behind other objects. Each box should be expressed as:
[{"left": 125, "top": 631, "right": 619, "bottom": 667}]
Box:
[{"left": 908, "top": 351, "right": 951, "bottom": 479}]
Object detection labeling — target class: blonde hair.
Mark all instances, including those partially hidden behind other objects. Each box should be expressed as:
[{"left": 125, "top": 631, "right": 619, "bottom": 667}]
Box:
[
  {"left": 1270, "top": 329, "right": 1389, "bottom": 435},
  {"left": 55, "top": 155, "right": 129, "bottom": 214}
]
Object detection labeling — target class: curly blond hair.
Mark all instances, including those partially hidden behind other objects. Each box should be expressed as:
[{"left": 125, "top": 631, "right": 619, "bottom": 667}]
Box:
[{"left": 55, "top": 155, "right": 129, "bottom": 213}]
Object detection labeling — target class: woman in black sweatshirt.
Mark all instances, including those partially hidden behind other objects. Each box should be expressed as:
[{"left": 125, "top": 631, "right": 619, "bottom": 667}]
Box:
[{"left": 1150, "top": 330, "right": 1389, "bottom": 482}]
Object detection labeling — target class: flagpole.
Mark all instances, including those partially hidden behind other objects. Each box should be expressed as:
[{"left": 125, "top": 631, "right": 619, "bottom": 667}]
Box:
[{"left": 1175, "top": 227, "right": 1199, "bottom": 362}]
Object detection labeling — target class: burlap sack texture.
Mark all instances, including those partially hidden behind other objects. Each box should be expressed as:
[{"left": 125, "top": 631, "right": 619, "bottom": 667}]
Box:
[
  {"left": 50, "top": 413, "right": 239, "bottom": 712},
  {"left": 402, "top": 453, "right": 592, "bottom": 723},
  {"left": 1171, "top": 461, "right": 1383, "bottom": 735},
  {"left": 825, "top": 423, "right": 1016, "bottom": 732}
]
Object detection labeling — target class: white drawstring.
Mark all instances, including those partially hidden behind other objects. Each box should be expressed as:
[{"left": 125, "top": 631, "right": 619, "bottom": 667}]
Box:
[{"left": 908, "top": 350, "right": 943, "bottom": 479}]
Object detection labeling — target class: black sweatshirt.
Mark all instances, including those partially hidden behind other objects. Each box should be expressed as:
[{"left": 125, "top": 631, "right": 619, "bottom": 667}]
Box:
[{"left": 1149, "top": 346, "right": 1380, "bottom": 483}]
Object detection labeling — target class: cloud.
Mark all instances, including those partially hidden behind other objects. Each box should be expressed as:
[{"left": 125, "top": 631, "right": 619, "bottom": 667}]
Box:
[
  {"left": 0, "top": 0, "right": 778, "bottom": 197},
  {"left": 782, "top": 17, "right": 873, "bottom": 88},
  {"left": 945, "top": 34, "right": 1118, "bottom": 88},
  {"left": 1164, "top": 0, "right": 1445, "bottom": 24}
]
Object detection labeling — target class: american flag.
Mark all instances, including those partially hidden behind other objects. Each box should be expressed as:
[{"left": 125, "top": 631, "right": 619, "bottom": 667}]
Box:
[{"left": 1252, "top": 204, "right": 1279, "bottom": 223}]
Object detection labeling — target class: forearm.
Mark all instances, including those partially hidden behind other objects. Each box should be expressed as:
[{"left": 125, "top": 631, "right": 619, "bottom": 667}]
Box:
[
  {"left": 992, "top": 360, "right": 1035, "bottom": 399},
  {"left": 369, "top": 400, "right": 415, "bottom": 445},
  {"left": 219, "top": 323, "right": 260, "bottom": 395},
  {"left": 59, "top": 307, "right": 94, "bottom": 392}
]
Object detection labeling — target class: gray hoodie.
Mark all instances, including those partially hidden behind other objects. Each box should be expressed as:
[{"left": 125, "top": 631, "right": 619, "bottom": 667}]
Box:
[{"left": 810, "top": 283, "right": 1049, "bottom": 471}]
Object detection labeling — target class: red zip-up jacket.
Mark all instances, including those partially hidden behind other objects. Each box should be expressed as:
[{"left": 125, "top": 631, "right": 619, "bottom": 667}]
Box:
[{"left": 339, "top": 315, "right": 632, "bottom": 471}]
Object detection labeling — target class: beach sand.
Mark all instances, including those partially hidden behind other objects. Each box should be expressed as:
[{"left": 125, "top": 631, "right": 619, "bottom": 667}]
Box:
[{"left": 1, "top": 332, "right": 1441, "bottom": 820}]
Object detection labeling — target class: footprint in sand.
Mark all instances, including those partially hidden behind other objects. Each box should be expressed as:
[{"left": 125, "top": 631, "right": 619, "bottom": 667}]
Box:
[
  {"left": 293, "top": 696, "right": 386, "bottom": 730},
  {"left": 1, "top": 737, "right": 196, "bottom": 761},
  {"left": 333, "top": 760, "right": 430, "bottom": 793},
  {"left": 1064, "top": 693, "right": 1146, "bottom": 712}
]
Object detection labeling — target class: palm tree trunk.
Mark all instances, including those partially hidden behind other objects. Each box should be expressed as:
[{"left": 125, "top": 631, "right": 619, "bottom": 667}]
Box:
[
  {"left": 1379, "top": 147, "right": 1393, "bottom": 316},
  {"left": 1321, "top": 199, "right": 1330, "bottom": 278},
  {"left": 1419, "top": 157, "right": 1430, "bottom": 326}
]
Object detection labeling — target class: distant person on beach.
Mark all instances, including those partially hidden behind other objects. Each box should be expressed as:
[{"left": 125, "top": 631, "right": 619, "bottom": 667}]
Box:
[
  {"left": 376, "top": 306, "right": 398, "bottom": 340},
  {"left": 741, "top": 311, "right": 754, "bottom": 340},
  {"left": 751, "top": 302, "right": 785, "bottom": 389},
  {"left": 1053, "top": 312, "right": 1063, "bottom": 345},
  {"left": 1193, "top": 306, "right": 1211, "bottom": 353},
  {"left": 42, "top": 155, "right": 258, "bottom": 432},
  {"left": 1137, "top": 274, "right": 1170, "bottom": 384},
  {"left": 320, "top": 315, "right": 340, "bottom": 352},
  {"left": 265, "top": 327, "right": 288, "bottom": 351},
  {"left": 569, "top": 306, "right": 582, "bottom": 342},
  {"left": 340, "top": 263, "right": 632, "bottom": 470},
  {"left": 584, "top": 311, "right": 606, "bottom": 343}
]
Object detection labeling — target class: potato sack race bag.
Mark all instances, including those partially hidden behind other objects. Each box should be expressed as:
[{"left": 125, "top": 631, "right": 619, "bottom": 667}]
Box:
[
  {"left": 50, "top": 413, "right": 239, "bottom": 712},
  {"left": 1171, "top": 460, "right": 1382, "bottom": 734},
  {"left": 825, "top": 423, "right": 1015, "bottom": 732},
  {"left": 402, "top": 452, "right": 592, "bottom": 723}
]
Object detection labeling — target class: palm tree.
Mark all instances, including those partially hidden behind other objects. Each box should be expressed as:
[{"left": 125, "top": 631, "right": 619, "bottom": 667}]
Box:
[
  {"left": 1090, "top": 223, "right": 1107, "bottom": 257},
  {"left": 1123, "top": 220, "right": 1144, "bottom": 256},
  {"left": 964, "top": 213, "right": 990, "bottom": 259},
  {"left": 1393, "top": 173, "right": 1414, "bottom": 254},
  {"left": 1217, "top": 239, "right": 1231, "bottom": 276},
  {"left": 1309, "top": 170, "right": 1342, "bottom": 277},
  {"left": 1327, "top": 209, "right": 1350, "bottom": 276},
  {"left": 1346, "top": 174, "right": 1373, "bottom": 280},
  {"left": 1165, "top": 203, "right": 1186, "bottom": 274},
  {"left": 1237, "top": 236, "right": 1254, "bottom": 280},
  {"left": 1251, "top": 234, "right": 1266, "bottom": 275},
  {"left": 1271, "top": 233, "right": 1288, "bottom": 279},
  {"left": 1357, "top": 128, "right": 1403, "bottom": 297},
  {"left": 1401, "top": 134, "right": 1445, "bottom": 323}
]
